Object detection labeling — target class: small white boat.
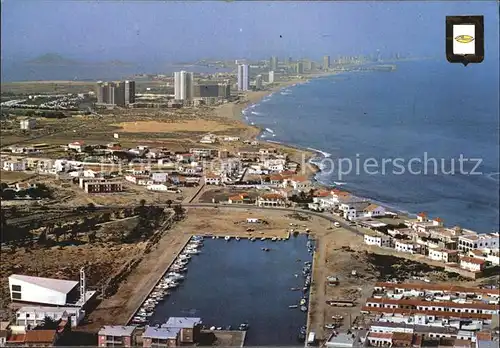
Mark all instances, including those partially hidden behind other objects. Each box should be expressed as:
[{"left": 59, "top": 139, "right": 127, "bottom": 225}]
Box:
[
  {"left": 235, "top": 237, "right": 240, "bottom": 241},
  {"left": 261, "top": 237, "right": 266, "bottom": 241},
  {"left": 210, "top": 326, "right": 216, "bottom": 330},
  {"left": 272, "top": 237, "right": 277, "bottom": 241},
  {"left": 212, "top": 236, "right": 216, "bottom": 239},
  {"left": 225, "top": 236, "right": 231, "bottom": 241},
  {"left": 250, "top": 237, "right": 256, "bottom": 241},
  {"left": 167, "top": 272, "right": 185, "bottom": 280}
]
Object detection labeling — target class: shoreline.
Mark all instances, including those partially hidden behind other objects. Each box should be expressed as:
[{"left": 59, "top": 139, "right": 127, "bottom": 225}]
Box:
[
  {"left": 214, "top": 73, "right": 336, "bottom": 180},
  {"left": 212, "top": 69, "right": 421, "bottom": 221}
]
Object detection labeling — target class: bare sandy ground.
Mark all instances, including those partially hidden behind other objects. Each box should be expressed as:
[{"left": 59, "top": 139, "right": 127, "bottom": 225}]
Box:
[{"left": 113, "top": 119, "right": 234, "bottom": 133}]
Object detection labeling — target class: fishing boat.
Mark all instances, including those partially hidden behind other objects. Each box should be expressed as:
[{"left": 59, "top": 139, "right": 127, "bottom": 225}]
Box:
[
  {"left": 235, "top": 237, "right": 240, "bottom": 241},
  {"left": 289, "top": 305, "right": 298, "bottom": 309},
  {"left": 167, "top": 272, "right": 185, "bottom": 280},
  {"left": 184, "top": 249, "right": 200, "bottom": 255},
  {"left": 239, "top": 323, "right": 249, "bottom": 331},
  {"left": 250, "top": 237, "right": 256, "bottom": 241},
  {"left": 300, "top": 298, "right": 307, "bottom": 306},
  {"left": 225, "top": 236, "right": 231, "bottom": 241},
  {"left": 300, "top": 305, "right": 308, "bottom": 312},
  {"left": 212, "top": 236, "right": 216, "bottom": 239},
  {"left": 271, "top": 237, "right": 277, "bottom": 241},
  {"left": 260, "top": 237, "right": 266, "bottom": 241}
]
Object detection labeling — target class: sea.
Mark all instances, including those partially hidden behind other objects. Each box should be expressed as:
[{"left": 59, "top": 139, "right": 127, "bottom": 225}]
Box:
[
  {"left": 149, "top": 236, "right": 312, "bottom": 346},
  {"left": 0, "top": 61, "right": 231, "bottom": 82},
  {"left": 244, "top": 60, "right": 499, "bottom": 233}
]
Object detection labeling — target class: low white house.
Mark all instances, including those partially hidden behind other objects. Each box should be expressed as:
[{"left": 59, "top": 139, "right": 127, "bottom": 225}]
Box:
[
  {"left": 256, "top": 193, "right": 286, "bottom": 207},
  {"left": 200, "top": 134, "right": 217, "bottom": 144},
  {"left": 428, "top": 248, "right": 459, "bottom": 263},
  {"left": 147, "top": 184, "right": 169, "bottom": 192},
  {"left": 124, "top": 175, "right": 151, "bottom": 186},
  {"left": 67, "top": 141, "right": 86, "bottom": 153},
  {"left": 361, "top": 204, "right": 386, "bottom": 218},
  {"left": 364, "top": 233, "right": 392, "bottom": 247},
  {"left": 16, "top": 306, "right": 85, "bottom": 328},
  {"left": 460, "top": 256, "right": 486, "bottom": 272},
  {"left": 395, "top": 240, "right": 421, "bottom": 254},
  {"left": 2, "top": 159, "right": 26, "bottom": 172},
  {"left": 204, "top": 173, "right": 221, "bottom": 185}
]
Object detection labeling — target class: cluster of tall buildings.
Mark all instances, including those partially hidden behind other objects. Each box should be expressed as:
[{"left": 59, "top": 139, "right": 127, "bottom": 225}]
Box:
[
  {"left": 96, "top": 81, "right": 136, "bottom": 106},
  {"left": 174, "top": 70, "right": 230, "bottom": 101}
]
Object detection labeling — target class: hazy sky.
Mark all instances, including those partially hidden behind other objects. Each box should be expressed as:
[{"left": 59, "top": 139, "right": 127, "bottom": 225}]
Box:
[{"left": 1, "top": 1, "right": 498, "bottom": 62}]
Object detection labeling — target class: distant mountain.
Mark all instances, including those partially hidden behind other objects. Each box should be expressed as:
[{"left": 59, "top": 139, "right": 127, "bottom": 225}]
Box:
[
  {"left": 25, "top": 54, "right": 134, "bottom": 67},
  {"left": 26, "top": 53, "right": 78, "bottom": 65},
  {"left": 101, "top": 60, "right": 134, "bottom": 67}
]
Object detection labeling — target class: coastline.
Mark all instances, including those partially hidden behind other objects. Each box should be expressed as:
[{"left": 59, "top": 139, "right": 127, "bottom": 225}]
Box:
[
  {"left": 213, "top": 74, "right": 335, "bottom": 180},
  {"left": 212, "top": 70, "right": 417, "bottom": 220}
]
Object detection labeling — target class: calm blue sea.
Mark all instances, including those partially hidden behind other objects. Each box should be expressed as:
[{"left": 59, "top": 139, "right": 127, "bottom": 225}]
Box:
[
  {"left": 149, "top": 236, "right": 312, "bottom": 346},
  {"left": 0, "top": 62, "right": 231, "bottom": 82},
  {"left": 245, "top": 60, "right": 499, "bottom": 233}
]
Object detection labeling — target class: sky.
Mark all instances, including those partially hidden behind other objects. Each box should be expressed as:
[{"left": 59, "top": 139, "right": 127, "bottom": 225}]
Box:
[{"left": 1, "top": 1, "right": 499, "bottom": 63}]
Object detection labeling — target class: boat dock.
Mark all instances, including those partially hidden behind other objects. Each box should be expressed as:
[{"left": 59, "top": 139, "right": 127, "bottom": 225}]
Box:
[
  {"left": 125, "top": 235, "right": 193, "bottom": 325},
  {"left": 305, "top": 239, "right": 317, "bottom": 347}
]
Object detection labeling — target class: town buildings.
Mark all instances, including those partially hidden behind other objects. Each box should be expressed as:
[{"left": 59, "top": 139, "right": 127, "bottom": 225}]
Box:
[{"left": 358, "top": 281, "right": 499, "bottom": 347}]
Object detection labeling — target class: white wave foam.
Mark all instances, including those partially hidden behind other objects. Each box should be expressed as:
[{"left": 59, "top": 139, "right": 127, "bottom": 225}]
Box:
[
  {"left": 485, "top": 172, "right": 500, "bottom": 181},
  {"left": 306, "top": 147, "right": 332, "bottom": 158}
]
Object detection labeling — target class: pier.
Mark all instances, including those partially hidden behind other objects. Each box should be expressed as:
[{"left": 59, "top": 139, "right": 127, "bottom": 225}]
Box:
[{"left": 125, "top": 235, "right": 192, "bottom": 325}]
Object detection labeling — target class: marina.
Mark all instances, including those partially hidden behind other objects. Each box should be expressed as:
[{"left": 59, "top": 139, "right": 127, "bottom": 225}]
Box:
[{"left": 131, "top": 234, "right": 313, "bottom": 345}]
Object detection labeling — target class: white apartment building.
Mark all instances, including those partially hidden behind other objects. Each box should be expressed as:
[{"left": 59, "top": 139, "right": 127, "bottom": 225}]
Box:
[
  {"left": 395, "top": 240, "right": 421, "bottom": 254},
  {"left": 364, "top": 233, "right": 392, "bottom": 248},
  {"left": 20, "top": 118, "right": 36, "bottom": 130},
  {"left": 174, "top": 71, "right": 194, "bottom": 101},
  {"left": 268, "top": 71, "right": 275, "bottom": 83},
  {"left": 458, "top": 233, "right": 499, "bottom": 252},
  {"left": 237, "top": 64, "right": 249, "bottom": 91}
]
